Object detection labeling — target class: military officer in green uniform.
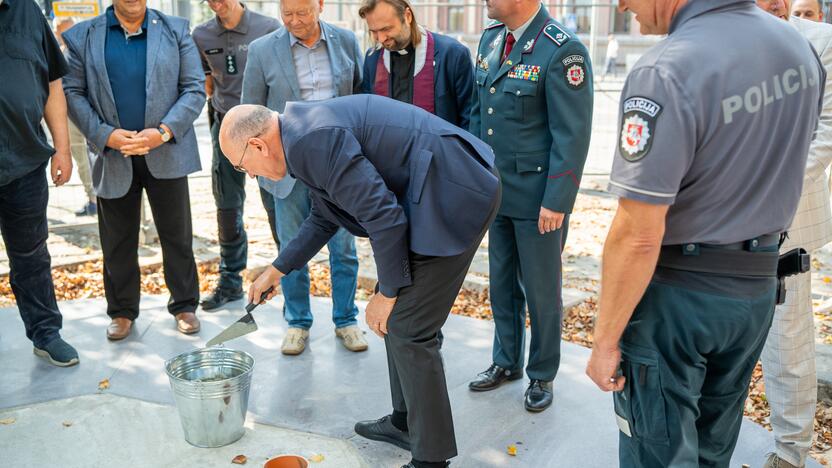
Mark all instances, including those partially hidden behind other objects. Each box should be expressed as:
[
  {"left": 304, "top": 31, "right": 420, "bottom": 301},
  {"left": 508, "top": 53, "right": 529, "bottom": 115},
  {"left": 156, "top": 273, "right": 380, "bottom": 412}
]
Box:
[
  {"left": 468, "top": 0, "right": 593, "bottom": 413},
  {"left": 585, "top": 0, "right": 823, "bottom": 465}
]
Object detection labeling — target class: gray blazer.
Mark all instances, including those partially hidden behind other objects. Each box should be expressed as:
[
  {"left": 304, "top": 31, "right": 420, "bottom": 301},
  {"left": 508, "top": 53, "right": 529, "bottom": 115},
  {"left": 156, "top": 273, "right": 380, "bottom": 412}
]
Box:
[
  {"left": 242, "top": 21, "right": 363, "bottom": 198},
  {"left": 62, "top": 9, "right": 206, "bottom": 199}
]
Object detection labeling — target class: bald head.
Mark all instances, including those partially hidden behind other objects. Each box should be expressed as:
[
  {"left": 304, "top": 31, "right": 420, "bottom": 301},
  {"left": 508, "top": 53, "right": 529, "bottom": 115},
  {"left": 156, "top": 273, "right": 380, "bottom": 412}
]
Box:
[
  {"left": 219, "top": 104, "right": 285, "bottom": 180},
  {"left": 220, "top": 104, "right": 274, "bottom": 154}
]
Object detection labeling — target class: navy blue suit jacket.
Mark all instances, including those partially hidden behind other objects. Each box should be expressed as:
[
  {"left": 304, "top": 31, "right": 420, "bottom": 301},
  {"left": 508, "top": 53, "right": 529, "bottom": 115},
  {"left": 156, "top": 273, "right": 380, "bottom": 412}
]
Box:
[
  {"left": 360, "top": 31, "right": 474, "bottom": 129},
  {"left": 273, "top": 95, "right": 499, "bottom": 297}
]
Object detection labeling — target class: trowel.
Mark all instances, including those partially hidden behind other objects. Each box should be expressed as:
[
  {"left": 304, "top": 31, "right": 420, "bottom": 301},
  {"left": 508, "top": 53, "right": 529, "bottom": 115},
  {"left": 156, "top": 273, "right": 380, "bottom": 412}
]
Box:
[{"left": 206, "top": 287, "right": 274, "bottom": 347}]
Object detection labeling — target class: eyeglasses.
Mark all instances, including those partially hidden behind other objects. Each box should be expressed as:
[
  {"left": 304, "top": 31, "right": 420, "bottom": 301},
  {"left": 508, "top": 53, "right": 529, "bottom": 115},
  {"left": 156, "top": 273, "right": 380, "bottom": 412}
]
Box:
[{"left": 233, "top": 141, "right": 251, "bottom": 173}]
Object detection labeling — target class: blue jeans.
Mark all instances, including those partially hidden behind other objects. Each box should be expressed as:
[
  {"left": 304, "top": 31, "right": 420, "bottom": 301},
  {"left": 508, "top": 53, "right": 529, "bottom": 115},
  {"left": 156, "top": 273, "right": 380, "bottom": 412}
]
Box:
[
  {"left": 0, "top": 164, "right": 62, "bottom": 348},
  {"left": 274, "top": 182, "right": 359, "bottom": 329}
]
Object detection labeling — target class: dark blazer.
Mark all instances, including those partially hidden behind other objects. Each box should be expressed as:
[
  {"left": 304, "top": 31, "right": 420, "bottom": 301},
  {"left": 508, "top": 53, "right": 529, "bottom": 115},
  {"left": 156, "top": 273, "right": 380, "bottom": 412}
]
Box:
[
  {"left": 360, "top": 31, "right": 475, "bottom": 129},
  {"left": 273, "top": 95, "right": 499, "bottom": 297}
]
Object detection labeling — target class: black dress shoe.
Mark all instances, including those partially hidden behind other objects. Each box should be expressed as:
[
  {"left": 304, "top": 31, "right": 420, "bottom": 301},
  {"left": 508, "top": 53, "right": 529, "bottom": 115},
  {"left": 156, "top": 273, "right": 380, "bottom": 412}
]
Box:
[
  {"left": 524, "top": 379, "right": 553, "bottom": 412},
  {"left": 469, "top": 363, "right": 523, "bottom": 392},
  {"left": 355, "top": 415, "right": 411, "bottom": 451},
  {"left": 200, "top": 287, "right": 244, "bottom": 311}
]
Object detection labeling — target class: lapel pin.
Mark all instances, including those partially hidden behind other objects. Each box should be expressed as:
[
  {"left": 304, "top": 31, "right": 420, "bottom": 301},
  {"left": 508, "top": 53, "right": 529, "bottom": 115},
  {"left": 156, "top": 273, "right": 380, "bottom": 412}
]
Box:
[{"left": 524, "top": 39, "right": 534, "bottom": 51}]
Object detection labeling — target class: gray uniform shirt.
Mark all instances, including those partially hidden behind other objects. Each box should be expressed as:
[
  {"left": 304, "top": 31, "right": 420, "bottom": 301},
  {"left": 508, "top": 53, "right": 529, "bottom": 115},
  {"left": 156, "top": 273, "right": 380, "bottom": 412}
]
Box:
[
  {"left": 192, "top": 5, "right": 280, "bottom": 114},
  {"left": 290, "top": 28, "right": 335, "bottom": 101},
  {"left": 608, "top": 0, "right": 824, "bottom": 245}
]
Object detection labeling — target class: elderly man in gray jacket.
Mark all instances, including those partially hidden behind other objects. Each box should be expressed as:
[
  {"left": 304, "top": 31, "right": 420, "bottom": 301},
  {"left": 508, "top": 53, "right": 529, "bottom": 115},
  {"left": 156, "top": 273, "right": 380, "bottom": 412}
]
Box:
[{"left": 63, "top": 0, "right": 206, "bottom": 341}]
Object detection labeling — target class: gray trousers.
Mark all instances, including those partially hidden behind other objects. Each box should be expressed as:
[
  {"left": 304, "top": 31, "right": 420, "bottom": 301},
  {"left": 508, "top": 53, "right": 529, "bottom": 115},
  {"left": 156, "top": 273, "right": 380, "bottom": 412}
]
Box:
[
  {"left": 385, "top": 204, "right": 497, "bottom": 462},
  {"left": 67, "top": 119, "right": 94, "bottom": 200}
]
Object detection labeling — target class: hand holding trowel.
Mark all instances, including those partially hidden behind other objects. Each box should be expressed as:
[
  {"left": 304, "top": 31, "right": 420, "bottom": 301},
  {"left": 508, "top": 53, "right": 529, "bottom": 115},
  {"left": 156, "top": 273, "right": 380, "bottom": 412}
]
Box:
[{"left": 206, "top": 286, "right": 274, "bottom": 347}]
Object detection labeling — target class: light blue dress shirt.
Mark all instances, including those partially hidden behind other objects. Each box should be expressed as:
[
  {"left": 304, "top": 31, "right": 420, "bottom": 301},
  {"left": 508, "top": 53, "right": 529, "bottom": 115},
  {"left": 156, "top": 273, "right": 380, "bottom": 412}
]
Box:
[{"left": 289, "top": 27, "right": 335, "bottom": 101}]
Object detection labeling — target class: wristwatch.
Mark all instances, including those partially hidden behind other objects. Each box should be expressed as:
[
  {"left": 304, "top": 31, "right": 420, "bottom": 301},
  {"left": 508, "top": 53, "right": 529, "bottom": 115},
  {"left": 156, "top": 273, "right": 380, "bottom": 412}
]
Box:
[{"left": 158, "top": 126, "right": 171, "bottom": 143}]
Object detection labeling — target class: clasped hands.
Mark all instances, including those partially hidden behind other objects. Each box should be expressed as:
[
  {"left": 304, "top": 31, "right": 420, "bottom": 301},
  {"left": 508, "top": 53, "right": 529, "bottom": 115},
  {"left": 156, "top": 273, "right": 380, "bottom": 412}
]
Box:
[{"left": 107, "top": 125, "right": 169, "bottom": 156}]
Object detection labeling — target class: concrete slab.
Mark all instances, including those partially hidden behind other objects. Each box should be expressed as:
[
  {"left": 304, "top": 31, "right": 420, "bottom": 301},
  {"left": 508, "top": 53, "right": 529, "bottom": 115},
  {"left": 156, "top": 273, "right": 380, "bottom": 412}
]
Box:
[
  {"left": 0, "top": 296, "right": 818, "bottom": 467},
  {"left": 0, "top": 394, "right": 364, "bottom": 468}
]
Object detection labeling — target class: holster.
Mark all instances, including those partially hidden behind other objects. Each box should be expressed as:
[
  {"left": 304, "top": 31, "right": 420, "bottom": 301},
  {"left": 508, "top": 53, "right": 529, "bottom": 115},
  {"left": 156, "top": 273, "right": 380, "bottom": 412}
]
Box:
[{"left": 776, "top": 248, "right": 811, "bottom": 305}]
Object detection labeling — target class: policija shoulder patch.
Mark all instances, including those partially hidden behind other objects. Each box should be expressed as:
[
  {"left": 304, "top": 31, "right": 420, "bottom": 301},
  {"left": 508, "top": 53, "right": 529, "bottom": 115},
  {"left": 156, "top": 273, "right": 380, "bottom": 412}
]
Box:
[
  {"left": 562, "top": 55, "right": 586, "bottom": 89},
  {"left": 619, "top": 96, "right": 662, "bottom": 162}
]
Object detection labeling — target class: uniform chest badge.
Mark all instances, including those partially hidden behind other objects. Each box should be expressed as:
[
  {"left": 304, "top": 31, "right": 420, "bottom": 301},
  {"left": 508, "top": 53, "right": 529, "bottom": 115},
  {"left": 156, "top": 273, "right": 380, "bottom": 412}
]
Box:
[
  {"left": 619, "top": 97, "right": 663, "bottom": 162},
  {"left": 476, "top": 54, "right": 489, "bottom": 71},
  {"left": 562, "top": 54, "right": 587, "bottom": 89},
  {"left": 491, "top": 33, "right": 503, "bottom": 50},
  {"left": 523, "top": 39, "right": 534, "bottom": 52},
  {"left": 508, "top": 64, "right": 541, "bottom": 82}
]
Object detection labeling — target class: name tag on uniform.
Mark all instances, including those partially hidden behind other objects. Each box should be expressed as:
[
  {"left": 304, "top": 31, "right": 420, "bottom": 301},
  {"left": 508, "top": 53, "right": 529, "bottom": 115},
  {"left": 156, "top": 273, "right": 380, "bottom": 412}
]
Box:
[
  {"left": 205, "top": 48, "right": 223, "bottom": 55},
  {"left": 508, "top": 64, "right": 541, "bottom": 82}
]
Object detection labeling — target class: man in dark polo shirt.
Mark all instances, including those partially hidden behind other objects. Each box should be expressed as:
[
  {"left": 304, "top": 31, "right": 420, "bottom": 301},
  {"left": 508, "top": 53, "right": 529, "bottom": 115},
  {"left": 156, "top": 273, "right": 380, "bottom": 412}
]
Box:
[
  {"left": 0, "top": 0, "right": 79, "bottom": 366},
  {"left": 192, "top": 0, "right": 281, "bottom": 310}
]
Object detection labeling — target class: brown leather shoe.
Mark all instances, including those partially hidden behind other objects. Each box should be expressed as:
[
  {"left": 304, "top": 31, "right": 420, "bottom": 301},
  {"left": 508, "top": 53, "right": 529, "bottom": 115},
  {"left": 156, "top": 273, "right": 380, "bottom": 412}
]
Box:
[
  {"left": 175, "top": 312, "right": 200, "bottom": 335},
  {"left": 107, "top": 318, "right": 133, "bottom": 341}
]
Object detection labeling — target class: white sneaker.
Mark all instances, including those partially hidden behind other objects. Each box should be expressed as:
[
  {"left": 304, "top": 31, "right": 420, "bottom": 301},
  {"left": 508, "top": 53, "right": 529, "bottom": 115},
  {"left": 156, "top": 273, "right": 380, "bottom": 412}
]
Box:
[
  {"left": 335, "top": 325, "right": 369, "bottom": 352},
  {"left": 763, "top": 452, "right": 801, "bottom": 468},
  {"left": 281, "top": 328, "right": 310, "bottom": 355}
]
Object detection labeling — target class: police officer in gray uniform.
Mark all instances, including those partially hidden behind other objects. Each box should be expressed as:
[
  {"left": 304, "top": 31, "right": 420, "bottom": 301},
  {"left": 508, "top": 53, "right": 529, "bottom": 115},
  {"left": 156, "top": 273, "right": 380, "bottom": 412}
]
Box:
[
  {"left": 192, "top": 0, "right": 281, "bottom": 310},
  {"left": 585, "top": 0, "right": 823, "bottom": 465}
]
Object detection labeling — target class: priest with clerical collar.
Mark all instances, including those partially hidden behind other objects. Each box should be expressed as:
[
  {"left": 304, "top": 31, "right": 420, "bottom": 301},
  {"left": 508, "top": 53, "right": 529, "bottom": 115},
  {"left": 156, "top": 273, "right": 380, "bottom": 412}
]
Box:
[{"left": 359, "top": 0, "right": 474, "bottom": 129}]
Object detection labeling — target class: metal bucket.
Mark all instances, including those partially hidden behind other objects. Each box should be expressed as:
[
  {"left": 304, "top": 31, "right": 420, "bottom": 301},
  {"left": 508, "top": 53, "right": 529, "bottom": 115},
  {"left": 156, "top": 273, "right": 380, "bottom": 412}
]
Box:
[{"left": 164, "top": 347, "right": 255, "bottom": 448}]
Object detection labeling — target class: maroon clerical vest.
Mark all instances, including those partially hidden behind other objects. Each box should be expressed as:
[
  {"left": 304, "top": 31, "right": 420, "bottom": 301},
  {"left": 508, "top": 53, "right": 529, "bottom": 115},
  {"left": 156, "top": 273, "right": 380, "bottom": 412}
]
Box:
[{"left": 373, "top": 31, "right": 435, "bottom": 114}]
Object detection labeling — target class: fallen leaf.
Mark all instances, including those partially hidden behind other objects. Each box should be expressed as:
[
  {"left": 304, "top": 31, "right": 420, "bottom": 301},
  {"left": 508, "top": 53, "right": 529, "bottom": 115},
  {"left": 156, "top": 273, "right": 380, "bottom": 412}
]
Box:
[
  {"left": 507, "top": 444, "right": 517, "bottom": 456},
  {"left": 98, "top": 379, "right": 110, "bottom": 391},
  {"left": 825, "top": 276, "right": 831, "bottom": 284},
  {"left": 0, "top": 418, "right": 15, "bottom": 425},
  {"left": 62, "top": 421, "right": 72, "bottom": 427},
  {"left": 231, "top": 454, "right": 247, "bottom": 464},
  {"left": 309, "top": 454, "right": 325, "bottom": 463}
]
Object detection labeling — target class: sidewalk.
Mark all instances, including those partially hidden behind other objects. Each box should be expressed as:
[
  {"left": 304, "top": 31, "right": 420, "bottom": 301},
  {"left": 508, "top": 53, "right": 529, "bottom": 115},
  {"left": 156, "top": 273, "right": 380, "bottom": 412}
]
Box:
[
  {"left": 0, "top": 295, "right": 809, "bottom": 467},
  {"left": 7, "top": 84, "right": 832, "bottom": 462}
]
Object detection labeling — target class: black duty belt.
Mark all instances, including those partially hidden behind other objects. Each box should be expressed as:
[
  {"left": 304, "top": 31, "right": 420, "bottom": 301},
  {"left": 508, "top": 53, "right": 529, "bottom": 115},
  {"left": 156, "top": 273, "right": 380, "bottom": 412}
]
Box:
[{"left": 658, "top": 235, "right": 781, "bottom": 278}]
